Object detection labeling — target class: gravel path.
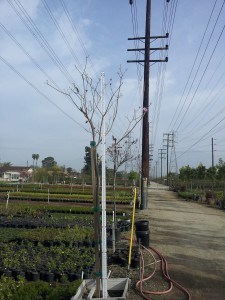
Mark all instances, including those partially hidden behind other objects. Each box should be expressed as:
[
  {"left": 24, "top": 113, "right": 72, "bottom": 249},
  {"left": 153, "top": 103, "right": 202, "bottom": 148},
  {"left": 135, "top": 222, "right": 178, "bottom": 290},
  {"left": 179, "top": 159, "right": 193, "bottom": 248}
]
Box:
[{"left": 135, "top": 182, "right": 225, "bottom": 300}]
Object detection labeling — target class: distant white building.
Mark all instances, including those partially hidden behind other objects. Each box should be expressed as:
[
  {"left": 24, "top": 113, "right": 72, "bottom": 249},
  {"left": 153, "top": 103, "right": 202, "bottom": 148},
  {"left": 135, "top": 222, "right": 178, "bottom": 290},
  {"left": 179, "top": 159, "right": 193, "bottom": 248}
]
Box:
[
  {"left": 0, "top": 166, "right": 33, "bottom": 182},
  {"left": 0, "top": 171, "right": 20, "bottom": 182}
]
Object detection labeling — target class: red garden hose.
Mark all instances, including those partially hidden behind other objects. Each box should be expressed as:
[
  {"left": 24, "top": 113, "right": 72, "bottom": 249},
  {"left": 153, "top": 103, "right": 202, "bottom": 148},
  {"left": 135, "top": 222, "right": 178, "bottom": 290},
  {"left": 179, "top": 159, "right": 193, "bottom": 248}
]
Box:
[{"left": 135, "top": 244, "right": 192, "bottom": 300}]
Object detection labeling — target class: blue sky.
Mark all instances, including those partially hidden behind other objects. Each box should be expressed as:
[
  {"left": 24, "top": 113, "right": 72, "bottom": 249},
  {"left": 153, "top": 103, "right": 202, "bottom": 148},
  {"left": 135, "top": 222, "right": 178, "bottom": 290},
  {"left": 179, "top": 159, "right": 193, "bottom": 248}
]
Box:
[{"left": 1, "top": 0, "right": 225, "bottom": 175}]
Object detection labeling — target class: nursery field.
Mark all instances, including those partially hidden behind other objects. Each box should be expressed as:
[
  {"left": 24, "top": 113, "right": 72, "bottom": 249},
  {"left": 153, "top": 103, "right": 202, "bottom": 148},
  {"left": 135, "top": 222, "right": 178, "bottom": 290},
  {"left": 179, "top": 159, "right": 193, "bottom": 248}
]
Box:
[
  {"left": 0, "top": 183, "right": 133, "bottom": 299},
  {"left": 0, "top": 183, "right": 133, "bottom": 205}
]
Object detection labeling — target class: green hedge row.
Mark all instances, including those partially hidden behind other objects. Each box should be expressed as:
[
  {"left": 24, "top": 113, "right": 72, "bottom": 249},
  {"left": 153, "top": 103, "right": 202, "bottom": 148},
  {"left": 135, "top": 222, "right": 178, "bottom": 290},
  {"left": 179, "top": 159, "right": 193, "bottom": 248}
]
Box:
[
  {"left": 0, "top": 275, "right": 81, "bottom": 300},
  {"left": 0, "top": 191, "right": 132, "bottom": 202}
]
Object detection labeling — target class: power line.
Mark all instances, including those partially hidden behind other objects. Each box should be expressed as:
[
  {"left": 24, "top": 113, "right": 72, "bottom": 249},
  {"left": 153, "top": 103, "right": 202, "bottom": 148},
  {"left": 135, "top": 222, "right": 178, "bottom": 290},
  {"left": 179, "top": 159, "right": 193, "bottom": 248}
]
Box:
[
  {"left": 129, "top": 0, "right": 144, "bottom": 159},
  {"left": 0, "top": 55, "right": 88, "bottom": 132},
  {"left": 151, "top": 0, "right": 178, "bottom": 145},
  {"left": 176, "top": 20, "right": 225, "bottom": 132},
  {"left": 59, "top": 0, "right": 97, "bottom": 75},
  {"left": 130, "top": 0, "right": 141, "bottom": 80},
  {"left": 179, "top": 51, "right": 225, "bottom": 135},
  {"left": 0, "top": 22, "right": 60, "bottom": 90},
  {"left": 167, "top": 0, "right": 219, "bottom": 131},
  {"left": 7, "top": 0, "right": 76, "bottom": 84},
  {"left": 41, "top": 0, "right": 82, "bottom": 69},
  {"left": 179, "top": 83, "right": 225, "bottom": 142},
  {"left": 177, "top": 115, "right": 225, "bottom": 160}
]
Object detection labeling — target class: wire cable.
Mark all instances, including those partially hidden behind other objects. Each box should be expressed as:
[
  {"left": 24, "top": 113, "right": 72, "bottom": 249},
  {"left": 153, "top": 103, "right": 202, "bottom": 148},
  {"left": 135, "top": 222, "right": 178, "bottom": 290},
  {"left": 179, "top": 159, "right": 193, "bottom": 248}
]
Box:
[
  {"left": 7, "top": 0, "right": 76, "bottom": 84},
  {"left": 41, "top": 0, "right": 83, "bottom": 70},
  {"left": 0, "top": 55, "right": 88, "bottom": 132},
  {"left": 151, "top": 0, "right": 178, "bottom": 147},
  {"left": 177, "top": 115, "right": 225, "bottom": 160},
  {"left": 180, "top": 51, "right": 225, "bottom": 135},
  {"left": 59, "top": 0, "right": 97, "bottom": 74},
  {"left": 0, "top": 22, "right": 61, "bottom": 90},
  {"left": 176, "top": 21, "right": 225, "bottom": 132},
  {"left": 167, "top": 0, "right": 219, "bottom": 131}
]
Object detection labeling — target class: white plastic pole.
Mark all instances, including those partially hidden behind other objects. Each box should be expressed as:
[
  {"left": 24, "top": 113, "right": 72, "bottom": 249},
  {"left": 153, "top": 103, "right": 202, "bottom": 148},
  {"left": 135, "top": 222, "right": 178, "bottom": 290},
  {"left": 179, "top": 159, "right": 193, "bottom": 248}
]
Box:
[
  {"left": 101, "top": 72, "right": 108, "bottom": 298},
  {"left": 6, "top": 191, "right": 10, "bottom": 209},
  {"left": 112, "top": 210, "right": 115, "bottom": 253}
]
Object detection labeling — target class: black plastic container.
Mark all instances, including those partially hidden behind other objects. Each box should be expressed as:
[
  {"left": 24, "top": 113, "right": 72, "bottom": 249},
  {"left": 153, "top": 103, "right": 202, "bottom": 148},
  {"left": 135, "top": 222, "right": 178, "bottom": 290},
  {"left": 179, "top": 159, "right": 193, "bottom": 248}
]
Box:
[
  {"left": 135, "top": 230, "right": 149, "bottom": 247},
  {"left": 135, "top": 220, "right": 149, "bottom": 231}
]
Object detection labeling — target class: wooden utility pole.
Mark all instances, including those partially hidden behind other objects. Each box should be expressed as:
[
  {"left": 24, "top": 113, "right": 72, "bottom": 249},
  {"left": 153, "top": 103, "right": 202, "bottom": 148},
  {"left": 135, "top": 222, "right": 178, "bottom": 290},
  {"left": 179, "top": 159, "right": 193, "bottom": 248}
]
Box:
[
  {"left": 138, "top": 0, "right": 151, "bottom": 209},
  {"left": 158, "top": 148, "right": 166, "bottom": 183},
  {"left": 127, "top": 0, "right": 168, "bottom": 209},
  {"left": 155, "top": 161, "right": 158, "bottom": 182},
  {"left": 163, "top": 133, "right": 173, "bottom": 186}
]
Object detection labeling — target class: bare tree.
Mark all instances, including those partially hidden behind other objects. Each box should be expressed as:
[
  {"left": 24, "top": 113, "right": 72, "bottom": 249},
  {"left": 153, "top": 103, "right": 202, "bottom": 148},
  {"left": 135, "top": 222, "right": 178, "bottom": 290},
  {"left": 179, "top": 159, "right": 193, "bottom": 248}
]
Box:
[
  {"left": 47, "top": 62, "right": 145, "bottom": 295},
  {"left": 107, "top": 135, "right": 138, "bottom": 232},
  {"left": 108, "top": 135, "right": 138, "bottom": 193},
  {"left": 47, "top": 62, "right": 145, "bottom": 147}
]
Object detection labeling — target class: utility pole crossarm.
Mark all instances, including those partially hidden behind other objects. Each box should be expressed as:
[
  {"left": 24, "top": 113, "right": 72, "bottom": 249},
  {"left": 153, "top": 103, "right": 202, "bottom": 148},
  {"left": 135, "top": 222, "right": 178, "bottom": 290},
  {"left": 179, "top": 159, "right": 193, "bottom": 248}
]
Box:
[
  {"left": 128, "top": 33, "right": 169, "bottom": 40},
  {"left": 127, "top": 58, "right": 168, "bottom": 63},
  {"left": 127, "top": 45, "right": 168, "bottom": 51}
]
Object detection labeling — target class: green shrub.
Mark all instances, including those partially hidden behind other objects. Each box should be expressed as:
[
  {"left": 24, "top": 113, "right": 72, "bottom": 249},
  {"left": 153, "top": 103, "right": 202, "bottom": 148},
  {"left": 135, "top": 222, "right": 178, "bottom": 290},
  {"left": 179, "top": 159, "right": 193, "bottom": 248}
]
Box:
[
  {"left": 178, "top": 191, "right": 192, "bottom": 199},
  {"left": 14, "top": 281, "right": 50, "bottom": 300},
  {"left": 0, "top": 276, "right": 81, "bottom": 300},
  {"left": 0, "top": 275, "right": 24, "bottom": 300},
  {"left": 216, "top": 191, "right": 224, "bottom": 199}
]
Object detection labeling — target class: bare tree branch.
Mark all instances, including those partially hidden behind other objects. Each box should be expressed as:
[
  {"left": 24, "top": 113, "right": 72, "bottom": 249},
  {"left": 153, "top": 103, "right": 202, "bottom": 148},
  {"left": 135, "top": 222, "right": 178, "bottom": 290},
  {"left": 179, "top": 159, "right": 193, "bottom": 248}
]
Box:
[{"left": 47, "top": 60, "right": 145, "bottom": 153}]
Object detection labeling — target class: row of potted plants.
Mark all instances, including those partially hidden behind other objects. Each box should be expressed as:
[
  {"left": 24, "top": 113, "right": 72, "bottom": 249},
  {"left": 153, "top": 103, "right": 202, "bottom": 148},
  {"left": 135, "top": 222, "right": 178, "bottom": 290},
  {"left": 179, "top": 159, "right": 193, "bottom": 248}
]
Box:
[
  {"left": 0, "top": 215, "right": 95, "bottom": 229},
  {"left": 0, "top": 182, "right": 133, "bottom": 191},
  {"left": 0, "top": 241, "right": 95, "bottom": 278},
  {"left": 0, "top": 226, "right": 94, "bottom": 244},
  {"left": 0, "top": 202, "right": 127, "bottom": 217},
  {"left": 0, "top": 191, "right": 132, "bottom": 204}
]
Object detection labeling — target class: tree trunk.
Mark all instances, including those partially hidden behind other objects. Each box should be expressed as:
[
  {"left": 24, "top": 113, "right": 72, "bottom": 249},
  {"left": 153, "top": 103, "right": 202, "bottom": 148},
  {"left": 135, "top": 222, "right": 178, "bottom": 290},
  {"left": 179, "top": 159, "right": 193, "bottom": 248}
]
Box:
[
  {"left": 90, "top": 143, "right": 101, "bottom": 298},
  {"left": 113, "top": 172, "right": 117, "bottom": 227}
]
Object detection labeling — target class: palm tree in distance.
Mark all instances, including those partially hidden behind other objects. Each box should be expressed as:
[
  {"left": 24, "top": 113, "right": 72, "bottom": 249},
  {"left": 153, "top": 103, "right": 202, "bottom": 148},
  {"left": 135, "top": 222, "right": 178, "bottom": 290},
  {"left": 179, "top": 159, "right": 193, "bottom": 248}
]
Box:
[
  {"left": 32, "top": 154, "right": 40, "bottom": 182},
  {"left": 32, "top": 154, "right": 36, "bottom": 170},
  {"left": 32, "top": 154, "right": 40, "bottom": 168},
  {"left": 35, "top": 154, "right": 39, "bottom": 167}
]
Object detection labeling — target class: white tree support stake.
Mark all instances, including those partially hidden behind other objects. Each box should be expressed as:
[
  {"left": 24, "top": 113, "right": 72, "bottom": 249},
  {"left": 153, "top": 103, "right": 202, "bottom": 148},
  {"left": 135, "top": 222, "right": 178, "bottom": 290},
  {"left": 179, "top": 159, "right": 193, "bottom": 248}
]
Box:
[
  {"left": 101, "top": 72, "right": 108, "bottom": 298},
  {"left": 6, "top": 191, "right": 10, "bottom": 209}
]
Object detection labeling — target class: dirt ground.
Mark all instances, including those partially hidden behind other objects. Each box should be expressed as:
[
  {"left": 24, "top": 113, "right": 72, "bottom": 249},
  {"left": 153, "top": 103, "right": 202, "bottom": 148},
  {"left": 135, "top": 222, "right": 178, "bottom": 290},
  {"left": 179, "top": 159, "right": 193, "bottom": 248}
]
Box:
[{"left": 109, "top": 182, "right": 225, "bottom": 300}]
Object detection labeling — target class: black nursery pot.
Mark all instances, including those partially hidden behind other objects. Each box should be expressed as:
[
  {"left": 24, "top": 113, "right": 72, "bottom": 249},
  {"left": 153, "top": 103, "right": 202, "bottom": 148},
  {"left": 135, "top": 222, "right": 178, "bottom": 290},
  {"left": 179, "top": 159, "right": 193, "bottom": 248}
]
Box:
[
  {"left": 135, "top": 230, "right": 150, "bottom": 247},
  {"left": 131, "top": 256, "right": 139, "bottom": 268},
  {"left": 31, "top": 271, "right": 40, "bottom": 281},
  {"left": 45, "top": 272, "right": 54, "bottom": 283},
  {"left": 12, "top": 270, "right": 26, "bottom": 279},
  {"left": 135, "top": 220, "right": 149, "bottom": 231},
  {"left": 68, "top": 273, "right": 77, "bottom": 282},
  {"left": 3, "top": 270, "right": 12, "bottom": 277}
]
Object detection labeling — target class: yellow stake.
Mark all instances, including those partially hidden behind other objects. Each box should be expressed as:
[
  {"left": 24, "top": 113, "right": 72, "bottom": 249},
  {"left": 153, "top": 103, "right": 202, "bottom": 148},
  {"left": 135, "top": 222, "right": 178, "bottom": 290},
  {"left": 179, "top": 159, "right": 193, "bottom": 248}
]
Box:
[{"left": 128, "top": 187, "right": 137, "bottom": 269}]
